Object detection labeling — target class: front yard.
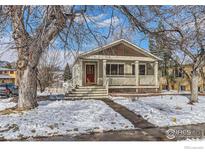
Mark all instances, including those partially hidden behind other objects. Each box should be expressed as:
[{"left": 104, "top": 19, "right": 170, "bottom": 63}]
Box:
[
  {"left": 0, "top": 95, "right": 205, "bottom": 140},
  {"left": 0, "top": 98, "right": 16, "bottom": 112},
  {"left": 0, "top": 99, "right": 134, "bottom": 140},
  {"left": 111, "top": 95, "right": 205, "bottom": 127}
]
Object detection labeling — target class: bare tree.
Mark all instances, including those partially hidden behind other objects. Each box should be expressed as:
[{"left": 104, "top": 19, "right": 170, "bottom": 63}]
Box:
[
  {"left": 37, "top": 50, "right": 62, "bottom": 92},
  {"left": 116, "top": 5, "right": 205, "bottom": 103},
  {"left": 200, "top": 67, "right": 205, "bottom": 92},
  {"left": 0, "top": 5, "right": 117, "bottom": 110}
]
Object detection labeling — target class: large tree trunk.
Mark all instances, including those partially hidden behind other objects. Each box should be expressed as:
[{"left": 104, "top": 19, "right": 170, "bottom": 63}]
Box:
[
  {"left": 17, "top": 65, "right": 38, "bottom": 110},
  {"left": 200, "top": 68, "right": 205, "bottom": 93},
  {"left": 190, "top": 71, "right": 199, "bottom": 103},
  {"left": 10, "top": 6, "right": 69, "bottom": 110},
  {"left": 166, "top": 77, "right": 170, "bottom": 91}
]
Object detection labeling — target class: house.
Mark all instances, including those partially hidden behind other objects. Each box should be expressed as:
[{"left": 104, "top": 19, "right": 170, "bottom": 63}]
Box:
[
  {"left": 67, "top": 39, "right": 161, "bottom": 98},
  {"left": 0, "top": 67, "right": 16, "bottom": 84},
  {"left": 160, "top": 65, "right": 205, "bottom": 92}
]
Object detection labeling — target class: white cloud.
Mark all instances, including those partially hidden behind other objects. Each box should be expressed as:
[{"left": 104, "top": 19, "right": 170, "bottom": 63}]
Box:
[
  {"left": 75, "top": 14, "right": 120, "bottom": 29},
  {"left": 96, "top": 16, "right": 120, "bottom": 28}
]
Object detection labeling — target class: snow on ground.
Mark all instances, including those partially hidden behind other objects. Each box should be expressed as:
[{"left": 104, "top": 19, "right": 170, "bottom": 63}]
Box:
[
  {"left": 37, "top": 91, "right": 65, "bottom": 100},
  {"left": 0, "top": 99, "right": 134, "bottom": 140},
  {"left": 161, "top": 90, "right": 205, "bottom": 95},
  {"left": 111, "top": 95, "right": 205, "bottom": 127},
  {"left": 0, "top": 98, "right": 16, "bottom": 111},
  {"left": 37, "top": 91, "right": 64, "bottom": 96},
  {"left": 161, "top": 90, "right": 191, "bottom": 94}
]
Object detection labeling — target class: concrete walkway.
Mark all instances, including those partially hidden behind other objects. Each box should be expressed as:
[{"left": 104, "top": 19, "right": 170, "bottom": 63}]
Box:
[
  {"left": 100, "top": 98, "right": 169, "bottom": 141},
  {"left": 100, "top": 98, "right": 155, "bottom": 129}
]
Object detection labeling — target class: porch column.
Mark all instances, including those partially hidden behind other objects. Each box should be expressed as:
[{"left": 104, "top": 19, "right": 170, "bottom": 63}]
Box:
[
  {"left": 103, "top": 60, "right": 107, "bottom": 86},
  {"left": 154, "top": 61, "right": 159, "bottom": 87},
  {"left": 79, "top": 59, "right": 83, "bottom": 86},
  {"left": 135, "top": 61, "right": 139, "bottom": 87}
]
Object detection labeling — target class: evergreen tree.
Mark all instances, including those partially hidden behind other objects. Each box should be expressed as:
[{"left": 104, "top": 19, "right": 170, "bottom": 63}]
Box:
[{"left": 63, "top": 63, "right": 72, "bottom": 81}]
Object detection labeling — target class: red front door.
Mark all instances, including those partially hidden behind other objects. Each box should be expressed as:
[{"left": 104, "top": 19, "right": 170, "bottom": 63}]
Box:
[{"left": 86, "top": 64, "right": 95, "bottom": 85}]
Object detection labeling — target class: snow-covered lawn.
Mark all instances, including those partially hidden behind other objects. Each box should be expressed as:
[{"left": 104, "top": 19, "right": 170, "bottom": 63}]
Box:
[
  {"left": 161, "top": 90, "right": 191, "bottom": 95},
  {"left": 37, "top": 91, "right": 64, "bottom": 96},
  {"left": 111, "top": 95, "right": 205, "bottom": 127},
  {"left": 0, "top": 99, "right": 134, "bottom": 140},
  {"left": 0, "top": 98, "right": 16, "bottom": 111}
]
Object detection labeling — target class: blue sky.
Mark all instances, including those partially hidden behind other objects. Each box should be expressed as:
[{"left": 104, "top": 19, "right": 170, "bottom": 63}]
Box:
[
  {"left": 0, "top": 6, "right": 150, "bottom": 63},
  {"left": 54, "top": 6, "right": 150, "bottom": 52}
]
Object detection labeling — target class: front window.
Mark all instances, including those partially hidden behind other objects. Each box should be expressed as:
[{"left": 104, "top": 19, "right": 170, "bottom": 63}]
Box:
[
  {"left": 106, "top": 64, "right": 110, "bottom": 75},
  {"left": 106, "top": 64, "right": 124, "bottom": 75},
  {"left": 132, "top": 64, "right": 135, "bottom": 75},
  {"left": 139, "top": 64, "right": 146, "bottom": 75},
  {"left": 111, "top": 64, "right": 118, "bottom": 75},
  {"left": 180, "top": 85, "right": 186, "bottom": 91},
  {"left": 119, "top": 64, "right": 124, "bottom": 75}
]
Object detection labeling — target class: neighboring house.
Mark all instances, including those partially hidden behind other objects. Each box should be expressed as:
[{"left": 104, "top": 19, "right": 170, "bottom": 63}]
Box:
[
  {"left": 69, "top": 39, "right": 161, "bottom": 97},
  {"left": 0, "top": 68, "right": 16, "bottom": 84},
  {"left": 159, "top": 65, "right": 205, "bottom": 92}
]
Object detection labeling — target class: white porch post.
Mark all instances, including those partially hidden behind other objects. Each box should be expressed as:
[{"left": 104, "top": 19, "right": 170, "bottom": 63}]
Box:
[
  {"left": 79, "top": 59, "right": 83, "bottom": 86},
  {"left": 135, "top": 61, "right": 139, "bottom": 92},
  {"left": 154, "top": 61, "right": 159, "bottom": 87},
  {"left": 103, "top": 60, "right": 107, "bottom": 86}
]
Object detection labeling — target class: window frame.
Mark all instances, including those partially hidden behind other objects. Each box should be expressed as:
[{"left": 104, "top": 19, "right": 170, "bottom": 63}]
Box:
[
  {"left": 132, "top": 64, "right": 135, "bottom": 75},
  {"left": 180, "top": 85, "right": 186, "bottom": 91},
  {"left": 139, "top": 64, "right": 146, "bottom": 75},
  {"left": 106, "top": 63, "right": 125, "bottom": 76},
  {"left": 174, "top": 68, "right": 184, "bottom": 78}
]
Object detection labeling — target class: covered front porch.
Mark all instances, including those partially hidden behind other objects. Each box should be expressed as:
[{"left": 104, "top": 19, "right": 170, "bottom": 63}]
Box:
[{"left": 76, "top": 57, "right": 159, "bottom": 91}]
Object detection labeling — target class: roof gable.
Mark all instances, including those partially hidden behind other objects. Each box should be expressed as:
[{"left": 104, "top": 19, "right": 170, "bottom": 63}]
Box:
[{"left": 79, "top": 39, "right": 161, "bottom": 60}]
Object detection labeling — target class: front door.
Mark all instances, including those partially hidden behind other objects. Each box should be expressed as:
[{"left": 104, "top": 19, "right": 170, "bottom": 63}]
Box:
[{"left": 86, "top": 64, "right": 96, "bottom": 85}]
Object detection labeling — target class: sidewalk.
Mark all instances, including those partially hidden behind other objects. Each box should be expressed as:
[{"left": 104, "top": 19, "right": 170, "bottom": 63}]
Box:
[{"left": 33, "top": 123, "right": 205, "bottom": 141}]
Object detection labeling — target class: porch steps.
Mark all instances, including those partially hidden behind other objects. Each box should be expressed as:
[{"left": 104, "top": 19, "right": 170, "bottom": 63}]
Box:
[
  {"left": 64, "top": 96, "right": 108, "bottom": 100},
  {"left": 76, "top": 86, "right": 107, "bottom": 89},
  {"left": 65, "top": 86, "right": 108, "bottom": 99},
  {"left": 71, "top": 91, "right": 107, "bottom": 94}
]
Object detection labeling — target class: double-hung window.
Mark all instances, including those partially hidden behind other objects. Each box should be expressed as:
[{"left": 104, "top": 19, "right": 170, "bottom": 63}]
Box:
[
  {"left": 175, "top": 68, "right": 184, "bottom": 78},
  {"left": 132, "top": 64, "right": 135, "bottom": 75},
  {"left": 106, "top": 64, "right": 124, "bottom": 75},
  {"left": 132, "top": 64, "right": 146, "bottom": 75},
  {"left": 139, "top": 64, "right": 146, "bottom": 75}
]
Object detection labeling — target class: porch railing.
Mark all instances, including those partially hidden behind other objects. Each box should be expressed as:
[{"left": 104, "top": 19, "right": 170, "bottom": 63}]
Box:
[
  {"left": 106, "top": 75, "right": 136, "bottom": 86},
  {"left": 105, "top": 78, "right": 109, "bottom": 95},
  {"left": 63, "top": 78, "right": 75, "bottom": 93},
  {"left": 139, "top": 75, "right": 155, "bottom": 85}
]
